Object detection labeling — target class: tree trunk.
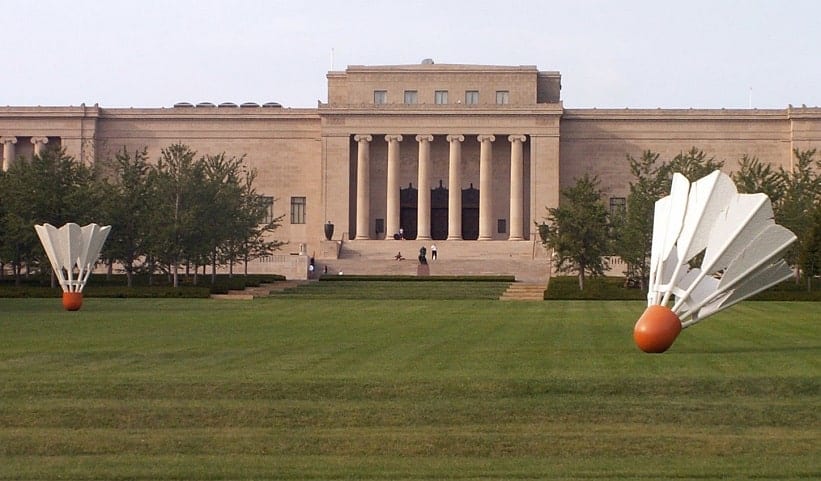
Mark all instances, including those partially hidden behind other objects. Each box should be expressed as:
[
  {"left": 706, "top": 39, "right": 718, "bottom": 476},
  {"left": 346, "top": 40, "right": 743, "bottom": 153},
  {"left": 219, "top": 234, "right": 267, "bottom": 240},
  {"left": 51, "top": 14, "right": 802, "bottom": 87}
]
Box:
[
  {"left": 172, "top": 259, "right": 179, "bottom": 288},
  {"left": 148, "top": 256, "right": 154, "bottom": 286},
  {"left": 211, "top": 249, "right": 217, "bottom": 285},
  {"left": 578, "top": 262, "right": 586, "bottom": 291},
  {"left": 107, "top": 260, "right": 113, "bottom": 280}
]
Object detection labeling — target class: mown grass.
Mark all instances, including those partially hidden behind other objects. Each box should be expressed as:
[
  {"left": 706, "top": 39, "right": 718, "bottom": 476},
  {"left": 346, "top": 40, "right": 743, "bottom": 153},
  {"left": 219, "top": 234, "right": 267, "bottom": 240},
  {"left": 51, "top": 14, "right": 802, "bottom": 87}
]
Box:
[{"left": 0, "top": 297, "right": 818, "bottom": 480}]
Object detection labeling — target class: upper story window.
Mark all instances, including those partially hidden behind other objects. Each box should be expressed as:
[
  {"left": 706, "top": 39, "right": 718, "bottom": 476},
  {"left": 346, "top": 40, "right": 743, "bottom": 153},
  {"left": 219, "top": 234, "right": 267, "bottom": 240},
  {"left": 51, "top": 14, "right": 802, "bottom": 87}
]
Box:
[
  {"left": 290, "top": 196, "right": 306, "bottom": 224},
  {"left": 373, "top": 90, "right": 387, "bottom": 105},
  {"left": 404, "top": 90, "right": 418, "bottom": 104},
  {"left": 465, "top": 90, "right": 479, "bottom": 105},
  {"left": 609, "top": 197, "right": 626, "bottom": 215},
  {"left": 496, "top": 90, "right": 510, "bottom": 105},
  {"left": 260, "top": 195, "right": 275, "bottom": 224},
  {"left": 434, "top": 90, "right": 448, "bottom": 104}
]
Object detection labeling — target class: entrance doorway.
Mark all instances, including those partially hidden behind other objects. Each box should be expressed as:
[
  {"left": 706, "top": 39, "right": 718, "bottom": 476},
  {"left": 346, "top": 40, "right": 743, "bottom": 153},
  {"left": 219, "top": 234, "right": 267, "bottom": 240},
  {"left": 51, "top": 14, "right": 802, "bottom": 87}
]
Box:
[{"left": 400, "top": 184, "right": 418, "bottom": 240}]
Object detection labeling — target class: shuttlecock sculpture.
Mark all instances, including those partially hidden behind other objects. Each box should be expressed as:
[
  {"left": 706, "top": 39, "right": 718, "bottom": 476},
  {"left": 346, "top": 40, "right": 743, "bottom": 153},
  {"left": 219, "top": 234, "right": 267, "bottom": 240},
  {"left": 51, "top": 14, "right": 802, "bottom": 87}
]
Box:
[
  {"left": 35, "top": 222, "right": 111, "bottom": 311},
  {"left": 634, "top": 170, "right": 796, "bottom": 353}
]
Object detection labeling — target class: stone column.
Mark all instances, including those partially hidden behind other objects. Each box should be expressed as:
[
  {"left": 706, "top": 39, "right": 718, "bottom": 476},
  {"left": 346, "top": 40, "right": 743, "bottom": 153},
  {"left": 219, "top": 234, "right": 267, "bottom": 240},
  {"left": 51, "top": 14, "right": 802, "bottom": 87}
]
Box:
[
  {"left": 354, "top": 134, "right": 373, "bottom": 240},
  {"left": 508, "top": 135, "right": 526, "bottom": 240},
  {"left": 477, "top": 134, "right": 496, "bottom": 240},
  {"left": 415, "top": 134, "right": 433, "bottom": 240},
  {"left": 1, "top": 137, "right": 17, "bottom": 172},
  {"left": 31, "top": 136, "right": 49, "bottom": 157},
  {"left": 385, "top": 134, "right": 403, "bottom": 238},
  {"left": 446, "top": 134, "right": 464, "bottom": 240}
]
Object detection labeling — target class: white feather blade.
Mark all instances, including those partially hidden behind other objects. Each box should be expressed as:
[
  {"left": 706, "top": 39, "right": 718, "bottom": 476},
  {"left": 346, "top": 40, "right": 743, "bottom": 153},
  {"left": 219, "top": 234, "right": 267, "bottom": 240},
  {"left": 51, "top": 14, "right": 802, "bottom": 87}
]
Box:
[
  {"left": 717, "top": 224, "right": 796, "bottom": 293},
  {"left": 62, "top": 223, "right": 83, "bottom": 291},
  {"left": 77, "top": 225, "right": 111, "bottom": 292},
  {"left": 701, "top": 193, "right": 772, "bottom": 274},
  {"left": 673, "top": 270, "right": 720, "bottom": 320},
  {"left": 676, "top": 171, "right": 738, "bottom": 263},
  {"left": 648, "top": 174, "right": 689, "bottom": 305},
  {"left": 34, "top": 224, "right": 69, "bottom": 290},
  {"left": 689, "top": 260, "right": 793, "bottom": 324}
]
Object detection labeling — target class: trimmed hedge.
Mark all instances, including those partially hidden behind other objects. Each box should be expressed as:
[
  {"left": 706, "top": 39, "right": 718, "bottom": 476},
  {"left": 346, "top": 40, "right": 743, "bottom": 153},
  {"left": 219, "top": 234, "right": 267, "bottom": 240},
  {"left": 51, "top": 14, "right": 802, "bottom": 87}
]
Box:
[
  {"left": 546, "top": 275, "right": 821, "bottom": 301},
  {"left": 0, "top": 273, "right": 286, "bottom": 298},
  {"left": 317, "top": 274, "right": 515, "bottom": 283},
  {"left": 546, "top": 276, "right": 646, "bottom": 300}
]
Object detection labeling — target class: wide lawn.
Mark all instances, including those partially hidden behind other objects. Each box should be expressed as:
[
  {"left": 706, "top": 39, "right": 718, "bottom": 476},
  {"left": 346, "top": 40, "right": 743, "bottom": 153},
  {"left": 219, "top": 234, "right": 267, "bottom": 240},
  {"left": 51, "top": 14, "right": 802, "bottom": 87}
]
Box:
[{"left": 0, "top": 298, "right": 818, "bottom": 480}]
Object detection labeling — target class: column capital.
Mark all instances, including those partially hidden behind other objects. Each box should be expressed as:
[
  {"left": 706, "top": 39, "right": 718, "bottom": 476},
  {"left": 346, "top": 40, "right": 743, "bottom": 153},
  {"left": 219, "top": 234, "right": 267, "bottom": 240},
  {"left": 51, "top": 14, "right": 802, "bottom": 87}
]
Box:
[
  {"left": 446, "top": 134, "right": 464, "bottom": 143},
  {"left": 384, "top": 134, "right": 403, "bottom": 143},
  {"left": 354, "top": 134, "right": 372, "bottom": 143},
  {"left": 0, "top": 136, "right": 17, "bottom": 145},
  {"left": 31, "top": 136, "right": 49, "bottom": 145},
  {"left": 477, "top": 134, "right": 496, "bottom": 143},
  {"left": 415, "top": 134, "right": 434, "bottom": 143},
  {"left": 508, "top": 134, "right": 527, "bottom": 143}
]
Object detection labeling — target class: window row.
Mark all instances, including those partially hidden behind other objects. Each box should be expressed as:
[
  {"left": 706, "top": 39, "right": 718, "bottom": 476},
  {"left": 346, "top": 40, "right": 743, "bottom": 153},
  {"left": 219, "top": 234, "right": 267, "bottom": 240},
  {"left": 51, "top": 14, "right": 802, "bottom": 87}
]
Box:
[
  {"left": 257, "top": 196, "right": 307, "bottom": 225},
  {"left": 374, "top": 90, "right": 510, "bottom": 105}
]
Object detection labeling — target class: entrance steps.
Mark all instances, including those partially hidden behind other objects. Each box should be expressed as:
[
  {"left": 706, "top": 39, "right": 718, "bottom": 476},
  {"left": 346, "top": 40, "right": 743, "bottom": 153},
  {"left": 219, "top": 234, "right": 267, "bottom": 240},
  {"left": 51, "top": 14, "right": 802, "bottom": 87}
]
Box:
[
  {"left": 500, "top": 282, "right": 547, "bottom": 301},
  {"left": 316, "top": 239, "right": 551, "bottom": 283},
  {"left": 210, "top": 280, "right": 307, "bottom": 300}
]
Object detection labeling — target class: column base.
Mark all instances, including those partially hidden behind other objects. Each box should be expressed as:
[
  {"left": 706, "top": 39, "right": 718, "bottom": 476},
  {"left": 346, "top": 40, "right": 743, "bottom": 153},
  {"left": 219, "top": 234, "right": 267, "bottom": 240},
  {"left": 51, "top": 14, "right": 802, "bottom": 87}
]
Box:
[
  {"left": 508, "top": 236, "right": 524, "bottom": 241},
  {"left": 447, "top": 235, "right": 462, "bottom": 240},
  {"left": 353, "top": 236, "right": 370, "bottom": 240},
  {"left": 416, "top": 235, "right": 431, "bottom": 241}
]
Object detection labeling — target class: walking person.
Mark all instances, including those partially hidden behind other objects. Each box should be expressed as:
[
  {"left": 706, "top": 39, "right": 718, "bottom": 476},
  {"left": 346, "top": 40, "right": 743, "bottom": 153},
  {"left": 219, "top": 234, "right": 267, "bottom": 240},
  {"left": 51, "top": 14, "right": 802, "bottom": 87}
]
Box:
[{"left": 430, "top": 243, "right": 437, "bottom": 260}]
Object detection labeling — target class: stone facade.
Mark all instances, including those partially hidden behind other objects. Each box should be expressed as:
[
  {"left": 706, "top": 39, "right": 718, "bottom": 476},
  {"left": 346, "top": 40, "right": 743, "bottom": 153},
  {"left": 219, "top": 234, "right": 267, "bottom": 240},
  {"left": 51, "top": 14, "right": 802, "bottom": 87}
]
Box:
[{"left": 1, "top": 62, "right": 819, "bottom": 276}]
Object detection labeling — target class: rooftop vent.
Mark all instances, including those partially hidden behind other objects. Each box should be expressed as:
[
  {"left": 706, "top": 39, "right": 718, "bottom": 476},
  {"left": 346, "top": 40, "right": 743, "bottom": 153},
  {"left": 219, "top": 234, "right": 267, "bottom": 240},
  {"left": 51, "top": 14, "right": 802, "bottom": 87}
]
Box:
[
  {"left": 173, "top": 102, "right": 194, "bottom": 108},
  {"left": 218, "top": 102, "right": 238, "bottom": 108},
  {"left": 196, "top": 102, "right": 216, "bottom": 108},
  {"left": 262, "top": 102, "right": 282, "bottom": 108},
  {"left": 421, "top": 58, "right": 434, "bottom": 64},
  {"left": 240, "top": 102, "right": 260, "bottom": 108}
]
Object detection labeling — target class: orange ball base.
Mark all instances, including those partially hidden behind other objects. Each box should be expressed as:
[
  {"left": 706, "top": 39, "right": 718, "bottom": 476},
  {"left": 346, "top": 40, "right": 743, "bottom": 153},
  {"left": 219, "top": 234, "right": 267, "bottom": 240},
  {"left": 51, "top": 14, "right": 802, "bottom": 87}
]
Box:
[
  {"left": 62, "top": 292, "right": 83, "bottom": 311},
  {"left": 633, "top": 305, "right": 682, "bottom": 353}
]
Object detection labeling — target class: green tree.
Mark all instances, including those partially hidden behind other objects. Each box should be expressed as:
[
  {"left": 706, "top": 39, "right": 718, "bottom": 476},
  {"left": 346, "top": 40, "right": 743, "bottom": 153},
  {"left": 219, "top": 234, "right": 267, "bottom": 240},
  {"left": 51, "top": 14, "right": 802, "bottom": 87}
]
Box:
[
  {"left": 147, "top": 144, "right": 204, "bottom": 288},
  {"left": 665, "top": 147, "right": 725, "bottom": 181},
  {"left": 732, "top": 154, "right": 786, "bottom": 205},
  {"left": 778, "top": 148, "right": 821, "bottom": 283},
  {"left": 612, "top": 150, "right": 669, "bottom": 291},
  {"left": 0, "top": 147, "right": 100, "bottom": 285},
  {"left": 542, "top": 174, "right": 611, "bottom": 290},
  {"left": 230, "top": 167, "right": 284, "bottom": 276},
  {"left": 97, "top": 146, "right": 154, "bottom": 288},
  {"left": 200, "top": 152, "right": 246, "bottom": 283},
  {"left": 797, "top": 202, "right": 821, "bottom": 291}
]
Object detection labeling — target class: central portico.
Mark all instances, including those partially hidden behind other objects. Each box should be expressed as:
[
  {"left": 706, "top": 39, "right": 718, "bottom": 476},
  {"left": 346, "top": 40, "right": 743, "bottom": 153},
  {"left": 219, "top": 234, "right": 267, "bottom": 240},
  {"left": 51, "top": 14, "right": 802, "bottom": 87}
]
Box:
[{"left": 318, "top": 63, "right": 562, "bottom": 243}]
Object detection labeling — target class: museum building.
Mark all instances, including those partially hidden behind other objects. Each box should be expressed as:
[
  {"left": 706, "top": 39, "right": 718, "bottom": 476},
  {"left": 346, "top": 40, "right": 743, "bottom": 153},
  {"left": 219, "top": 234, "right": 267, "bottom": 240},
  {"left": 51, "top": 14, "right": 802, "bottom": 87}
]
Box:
[{"left": 1, "top": 61, "right": 819, "bottom": 280}]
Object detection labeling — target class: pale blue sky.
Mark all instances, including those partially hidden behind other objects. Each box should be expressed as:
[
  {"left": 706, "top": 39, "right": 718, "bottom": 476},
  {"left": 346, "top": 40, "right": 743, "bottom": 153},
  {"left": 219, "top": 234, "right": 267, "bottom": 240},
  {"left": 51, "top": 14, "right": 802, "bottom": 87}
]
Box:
[{"left": 2, "top": 0, "right": 818, "bottom": 109}]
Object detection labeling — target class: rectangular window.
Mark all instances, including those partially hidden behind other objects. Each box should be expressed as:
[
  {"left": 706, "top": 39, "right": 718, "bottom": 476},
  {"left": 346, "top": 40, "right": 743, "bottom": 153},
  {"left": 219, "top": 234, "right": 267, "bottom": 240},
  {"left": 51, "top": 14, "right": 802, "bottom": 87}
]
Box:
[
  {"left": 609, "top": 197, "right": 626, "bottom": 215},
  {"left": 434, "top": 90, "right": 448, "bottom": 104},
  {"left": 373, "top": 90, "right": 387, "bottom": 105},
  {"left": 290, "top": 196, "right": 306, "bottom": 224},
  {"left": 260, "top": 195, "right": 275, "bottom": 224},
  {"left": 496, "top": 90, "right": 509, "bottom": 104},
  {"left": 375, "top": 218, "right": 384, "bottom": 234},
  {"left": 465, "top": 90, "right": 479, "bottom": 105},
  {"left": 497, "top": 219, "right": 507, "bottom": 234},
  {"left": 404, "top": 90, "right": 418, "bottom": 104}
]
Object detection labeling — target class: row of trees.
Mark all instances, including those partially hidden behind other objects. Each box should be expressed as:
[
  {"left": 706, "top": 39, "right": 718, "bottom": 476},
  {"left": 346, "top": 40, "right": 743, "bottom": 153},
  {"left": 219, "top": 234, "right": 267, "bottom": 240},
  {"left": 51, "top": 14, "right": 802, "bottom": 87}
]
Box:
[
  {"left": 0, "top": 144, "right": 283, "bottom": 287},
  {"left": 542, "top": 147, "right": 821, "bottom": 291}
]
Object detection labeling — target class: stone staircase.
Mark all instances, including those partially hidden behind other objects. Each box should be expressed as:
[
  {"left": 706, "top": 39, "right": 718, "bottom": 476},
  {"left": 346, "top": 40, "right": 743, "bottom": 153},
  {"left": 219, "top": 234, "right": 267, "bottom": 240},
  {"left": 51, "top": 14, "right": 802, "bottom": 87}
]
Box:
[
  {"left": 499, "top": 282, "right": 547, "bottom": 301},
  {"left": 210, "top": 280, "right": 307, "bottom": 300},
  {"left": 317, "top": 239, "right": 551, "bottom": 283}
]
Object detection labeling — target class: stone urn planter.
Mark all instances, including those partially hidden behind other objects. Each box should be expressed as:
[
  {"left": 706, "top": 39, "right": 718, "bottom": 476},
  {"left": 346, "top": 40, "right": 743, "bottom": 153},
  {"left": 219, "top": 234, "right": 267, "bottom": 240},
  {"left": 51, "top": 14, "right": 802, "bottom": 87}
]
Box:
[{"left": 324, "top": 221, "right": 334, "bottom": 240}]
